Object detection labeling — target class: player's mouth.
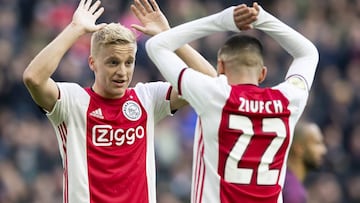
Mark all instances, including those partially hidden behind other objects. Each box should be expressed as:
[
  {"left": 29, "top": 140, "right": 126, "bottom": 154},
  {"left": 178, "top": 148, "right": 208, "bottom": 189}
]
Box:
[{"left": 112, "top": 79, "right": 126, "bottom": 86}]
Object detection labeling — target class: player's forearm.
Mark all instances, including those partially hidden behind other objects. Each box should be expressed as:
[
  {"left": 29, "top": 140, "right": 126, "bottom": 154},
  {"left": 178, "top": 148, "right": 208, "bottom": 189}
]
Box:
[
  {"left": 175, "top": 45, "right": 217, "bottom": 77},
  {"left": 146, "top": 6, "right": 238, "bottom": 85},
  {"left": 147, "top": 7, "right": 238, "bottom": 53},
  {"left": 23, "top": 23, "right": 85, "bottom": 87},
  {"left": 253, "top": 7, "right": 319, "bottom": 88},
  {"left": 253, "top": 7, "right": 318, "bottom": 60}
]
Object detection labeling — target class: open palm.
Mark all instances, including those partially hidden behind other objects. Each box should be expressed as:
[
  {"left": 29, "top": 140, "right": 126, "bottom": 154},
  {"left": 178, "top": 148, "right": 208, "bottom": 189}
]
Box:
[
  {"left": 72, "top": 0, "right": 107, "bottom": 33},
  {"left": 131, "top": 0, "right": 170, "bottom": 36}
]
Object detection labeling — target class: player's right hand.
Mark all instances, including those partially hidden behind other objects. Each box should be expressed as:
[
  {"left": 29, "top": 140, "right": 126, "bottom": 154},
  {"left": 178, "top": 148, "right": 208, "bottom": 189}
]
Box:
[{"left": 71, "top": 0, "right": 107, "bottom": 33}]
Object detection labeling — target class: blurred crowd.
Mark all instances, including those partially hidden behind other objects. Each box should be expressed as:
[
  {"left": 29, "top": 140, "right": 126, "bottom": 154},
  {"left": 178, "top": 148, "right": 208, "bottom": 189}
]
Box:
[{"left": 0, "top": 0, "right": 360, "bottom": 202}]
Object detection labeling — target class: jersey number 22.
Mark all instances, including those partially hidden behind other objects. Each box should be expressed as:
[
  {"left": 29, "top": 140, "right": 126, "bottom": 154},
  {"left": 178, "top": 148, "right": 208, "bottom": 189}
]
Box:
[{"left": 224, "top": 115, "right": 286, "bottom": 185}]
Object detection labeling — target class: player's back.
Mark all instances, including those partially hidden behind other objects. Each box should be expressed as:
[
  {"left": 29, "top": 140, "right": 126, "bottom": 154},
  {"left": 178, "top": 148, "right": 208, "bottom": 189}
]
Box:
[{"left": 192, "top": 83, "right": 302, "bottom": 203}]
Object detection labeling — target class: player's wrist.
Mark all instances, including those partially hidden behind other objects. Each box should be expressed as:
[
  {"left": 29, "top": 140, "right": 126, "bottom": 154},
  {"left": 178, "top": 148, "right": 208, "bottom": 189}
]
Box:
[
  {"left": 66, "top": 22, "right": 88, "bottom": 37},
  {"left": 251, "top": 6, "right": 268, "bottom": 28}
]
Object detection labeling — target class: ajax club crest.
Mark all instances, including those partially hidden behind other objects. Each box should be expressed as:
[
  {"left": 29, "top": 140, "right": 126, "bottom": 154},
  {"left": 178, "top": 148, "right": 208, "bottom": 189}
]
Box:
[{"left": 122, "top": 100, "right": 142, "bottom": 121}]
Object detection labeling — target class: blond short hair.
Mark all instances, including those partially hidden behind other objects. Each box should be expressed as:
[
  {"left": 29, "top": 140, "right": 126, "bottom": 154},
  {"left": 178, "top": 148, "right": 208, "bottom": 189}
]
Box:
[{"left": 90, "top": 23, "right": 137, "bottom": 56}]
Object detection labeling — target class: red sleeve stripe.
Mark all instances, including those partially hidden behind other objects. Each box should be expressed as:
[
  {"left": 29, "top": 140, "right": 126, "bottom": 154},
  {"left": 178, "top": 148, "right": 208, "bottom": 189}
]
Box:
[
  {"left": 56, "top": 85, "right": 61, "bottom": 99},
  {"left": 166, "top": 86, "right": 172, "bottom": 101},
  {"left": 178, "top": 68, "right": 187, "bottom": 95}
]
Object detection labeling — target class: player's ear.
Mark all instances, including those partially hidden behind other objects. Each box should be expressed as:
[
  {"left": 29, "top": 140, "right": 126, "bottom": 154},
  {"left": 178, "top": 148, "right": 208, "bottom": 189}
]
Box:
[
  {"left": 258, "top": 66, "right": 267, "bottom": 83},
  {"left": 89, "top": 56, "right": 95, "bottom": 71},
  {"left": 217, "top": 58, "right": 225, "bottom": 74}
]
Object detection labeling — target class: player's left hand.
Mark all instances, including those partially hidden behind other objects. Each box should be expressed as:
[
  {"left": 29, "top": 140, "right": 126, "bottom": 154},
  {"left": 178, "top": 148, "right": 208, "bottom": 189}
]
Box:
[
  {"left": 233, "top": 2, "right": 259, "bottom": 31},
  {"left": 130, "top": 0, "right": 170, "bottom": 36}
]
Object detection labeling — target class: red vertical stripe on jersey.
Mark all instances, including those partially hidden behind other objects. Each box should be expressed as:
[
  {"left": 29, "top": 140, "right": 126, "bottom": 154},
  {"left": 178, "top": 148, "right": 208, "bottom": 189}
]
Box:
[
  {"left": 64, "top": 157, "right": 68, "bottom": 203},
  {"left": 58, "top": 122, "right": 68, "bottom": 203},
  {"left": 193, "top": 126, "right": 205, "bottom": 203},
  {"left": 198, "top": 142, "right": 205, "bottom": 203},
  {"left": 58, "top": 122, "right": 67, "bottom": 149}
]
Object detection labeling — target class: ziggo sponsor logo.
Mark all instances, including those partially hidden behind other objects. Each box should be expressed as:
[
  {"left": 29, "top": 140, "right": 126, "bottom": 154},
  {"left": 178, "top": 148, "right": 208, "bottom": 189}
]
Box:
[{"left": 92, "top": 125, "right": 145, "bottom": 146}]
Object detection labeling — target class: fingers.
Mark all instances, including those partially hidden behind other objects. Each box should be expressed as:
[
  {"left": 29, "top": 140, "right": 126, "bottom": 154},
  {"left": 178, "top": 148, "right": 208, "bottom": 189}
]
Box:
[
  {"left": 133, "top": 0, "right": 147, "bottom": 16},
  {"left": 79, "top": 0, "right": 103, "bottom": 16},
  {"left": 140, "top": 0, "right": 154, "bottom": 13},
  {"left": 84, "top": 0, "right": 92, "bottom": 9},
  {"left": 78, "top": 0, "right": 86, "bottom": 9},
  {"left": 235, "top": 13, "right": 257, "bottom": 26},
  {"left": 234, "top": 5, "right": 253, "bottom": 20},
  {"left": 131, "top": 24, "right": 146, "bottom": 33},
  {"left": 235, "top": 4, "right": 247, "bottom": 11},
  {"left": 133, "top": 0, "right": 157, "bottom": 16},
  {"left": 253, "top": 2, "right": 260, "bottom": 12},
  {"left": 130, "top": 4, "right": 143, "bottom": 19},
  {"left": 89, "top": 0, "right": 101, "bottom": 14},
  {"left": 149, "top": 0, "right": 160, "bottom": 12},
  {"left": 93, "top": 6, "right": 104, "bottom": 18},
  {"left": 233, "top": 3, "right": 258, "bottom": 30}
]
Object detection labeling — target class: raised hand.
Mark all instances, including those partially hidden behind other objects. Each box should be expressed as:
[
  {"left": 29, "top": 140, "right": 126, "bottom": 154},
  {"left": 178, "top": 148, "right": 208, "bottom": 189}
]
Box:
[
  {"left": 130, "top": 0, "right": 170, "bottom": 36},
  {"left": 72, "top": 0, "right": 107, "bottom": 33},
  {"left": 233, "top": 2, "right": 259, "bottom": 31}
]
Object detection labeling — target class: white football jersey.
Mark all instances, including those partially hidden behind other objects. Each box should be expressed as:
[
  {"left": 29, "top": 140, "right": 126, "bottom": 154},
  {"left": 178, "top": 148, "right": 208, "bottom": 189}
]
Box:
[
  {"left": 180, "top": 71, "right": 308, "bottom": 203},
  {"left": 46, "top": 82, "right": 172, "bottom": 203}
]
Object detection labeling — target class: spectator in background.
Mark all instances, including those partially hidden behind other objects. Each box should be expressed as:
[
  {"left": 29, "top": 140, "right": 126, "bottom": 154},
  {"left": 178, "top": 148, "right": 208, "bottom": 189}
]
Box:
[
  {"left": 22, "top": 0, "right": 215, "bottom": 202},
  {"left": 283, "top": 121, "right": 327, "bottom": 203},
  {"left": 307, "top": 172, "right": 344, "bottom": 203}
]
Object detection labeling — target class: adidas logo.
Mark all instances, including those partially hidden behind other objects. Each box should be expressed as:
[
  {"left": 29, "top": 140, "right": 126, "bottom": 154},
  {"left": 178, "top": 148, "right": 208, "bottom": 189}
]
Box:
[{"left": 90, "top": 108, "right": 104, "bottom": 119}]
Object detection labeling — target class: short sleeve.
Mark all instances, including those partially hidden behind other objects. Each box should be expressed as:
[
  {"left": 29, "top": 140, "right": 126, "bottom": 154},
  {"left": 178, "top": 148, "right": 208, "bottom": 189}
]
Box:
[
  {"left": 134, "top": 82, "right": 172, "bottom": 124},
  {"left": 47, "top": 82, "right": 89, "bottom": 125},
  {"left": 273, "top": 80, "right": 309, "bottom": 122},
  {"left": 179, "top": 69, "right": 231, "bottom": 115}
]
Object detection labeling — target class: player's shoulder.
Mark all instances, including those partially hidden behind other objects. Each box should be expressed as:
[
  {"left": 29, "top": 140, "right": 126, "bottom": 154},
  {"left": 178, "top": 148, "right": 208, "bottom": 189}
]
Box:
[
  {"left": 273, "top": 76, "right": 308, "bottom": 94},
  {"left": 271, "top": 79, "right": 308, "bottom": 106},
  {"left": 56, "top": 82, "right": 82, "bottom": 89},
  {"left": 134, "top": 81, "right": 170, "bottom": 90},
  {"left": 56, "top": 82, "right": 87, "bottom": 96},
  {"left": 133, "top": 81, "right": 171, "bottom": 101}
]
